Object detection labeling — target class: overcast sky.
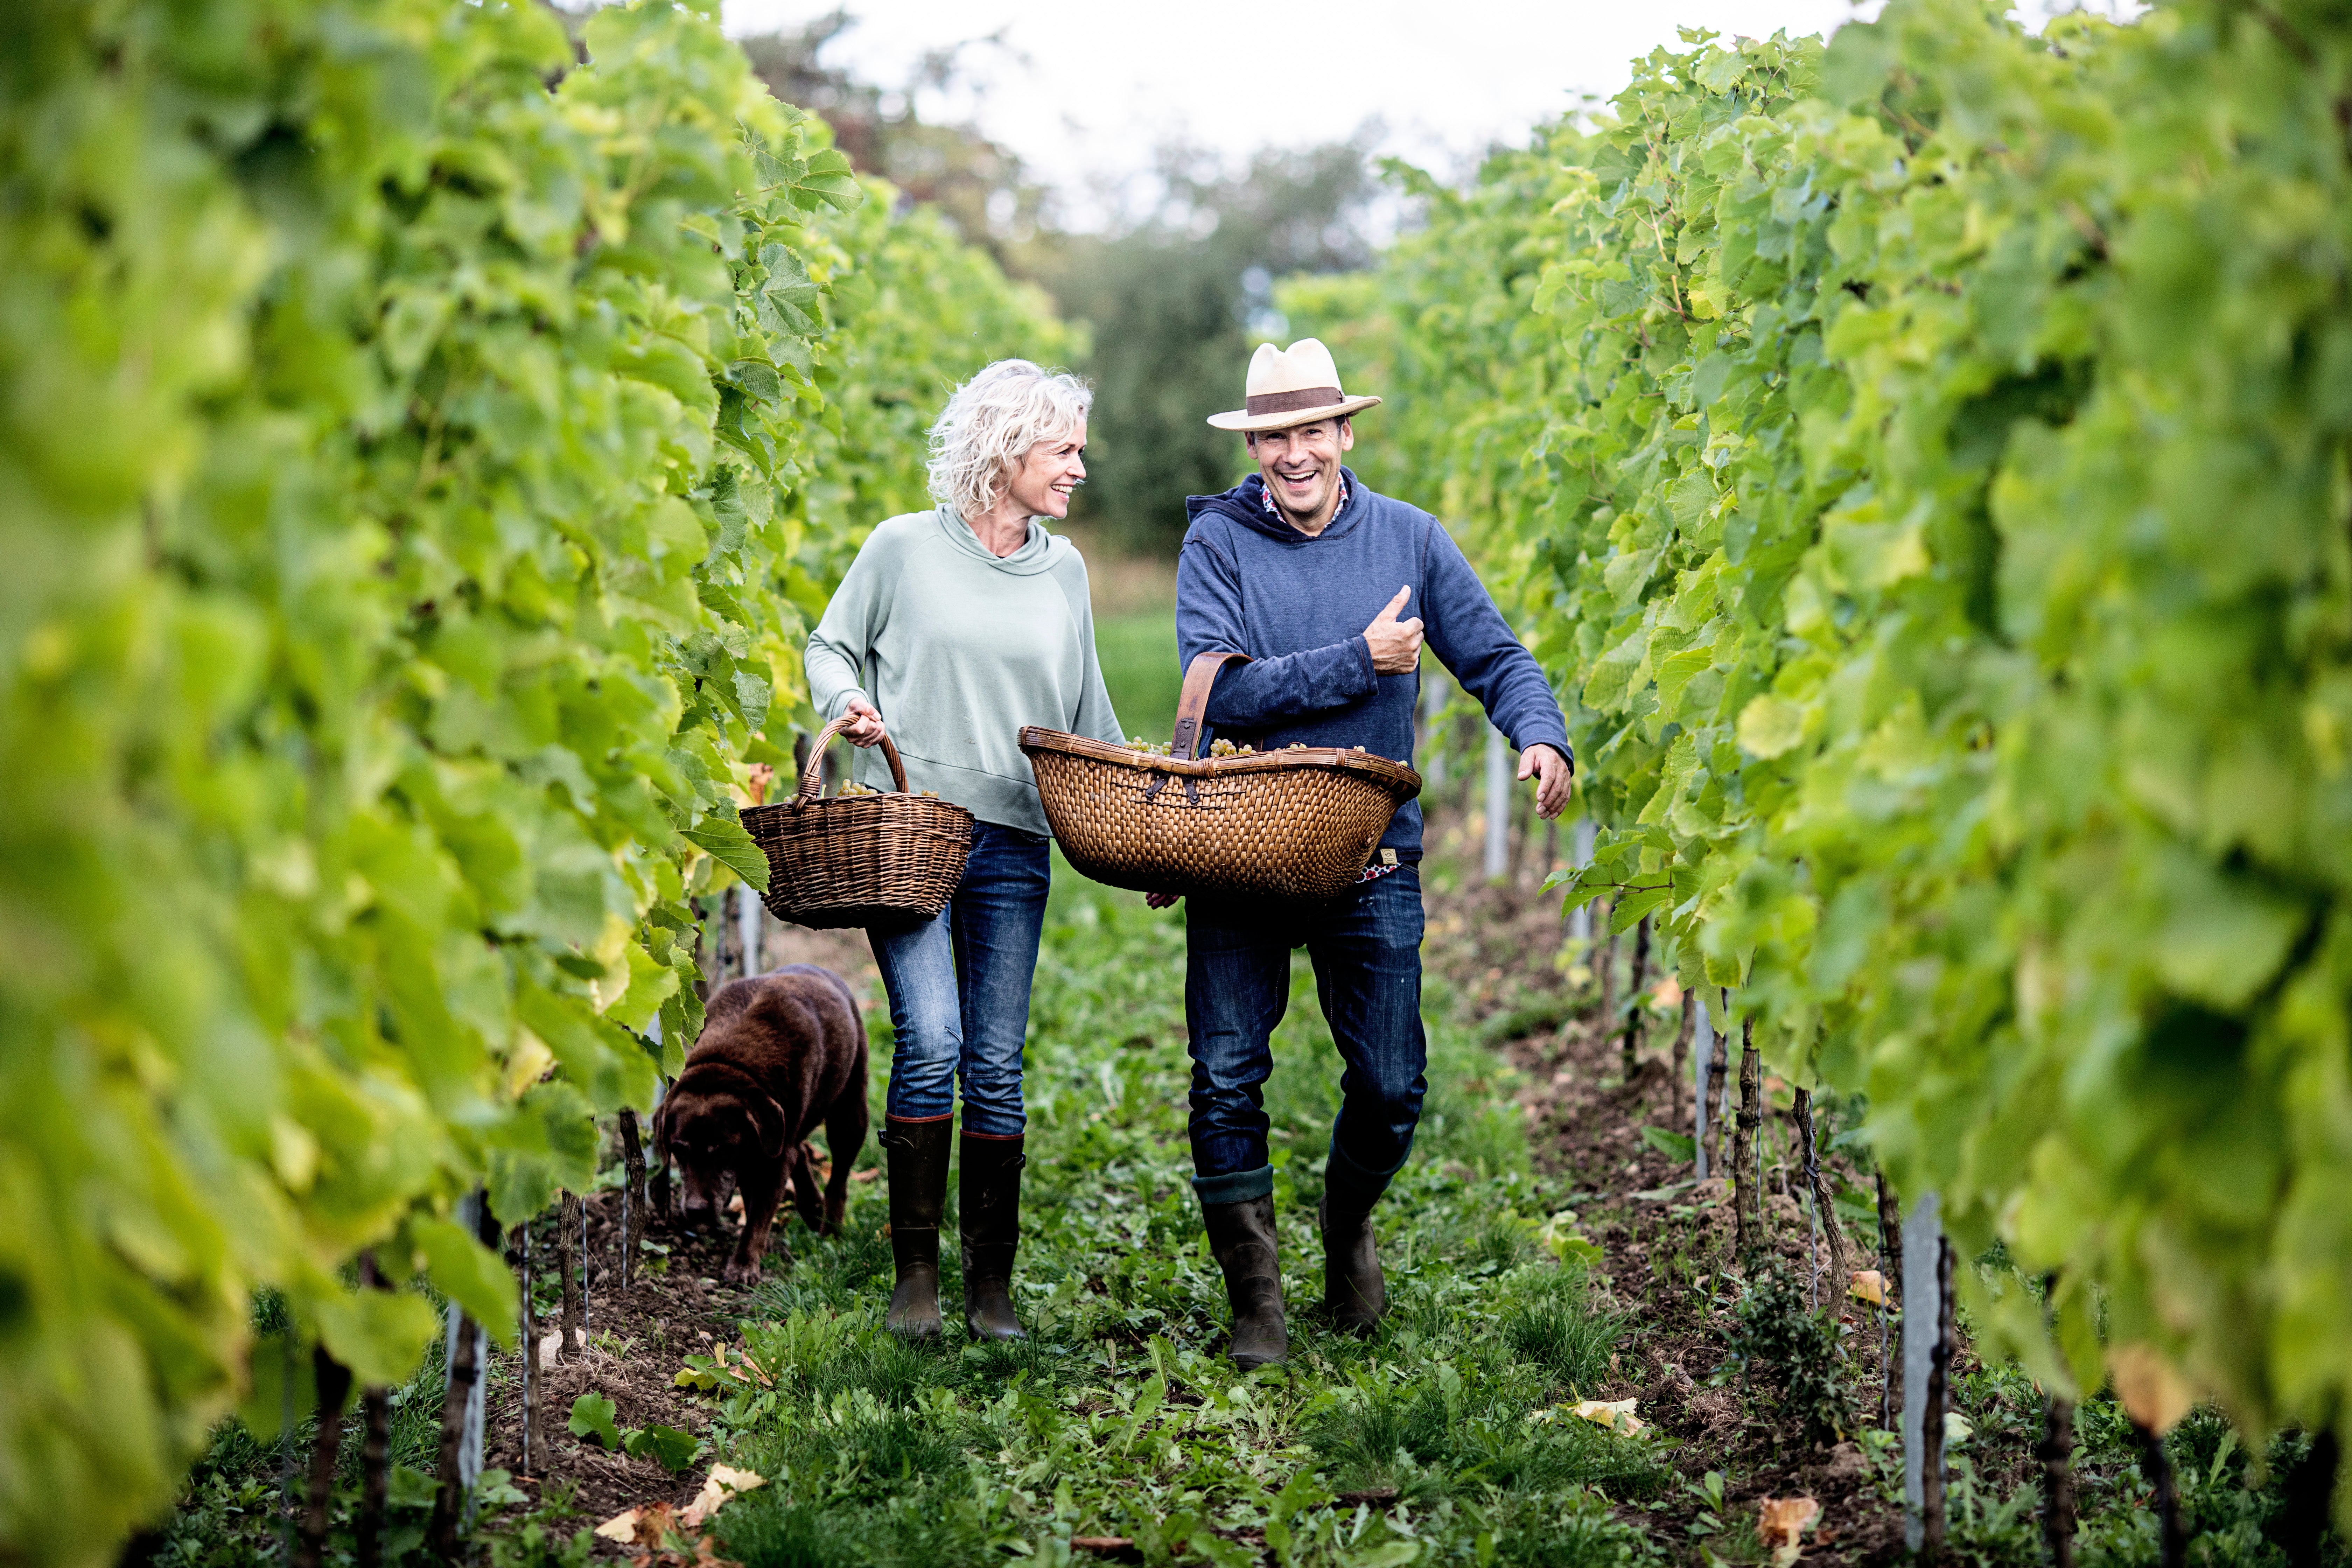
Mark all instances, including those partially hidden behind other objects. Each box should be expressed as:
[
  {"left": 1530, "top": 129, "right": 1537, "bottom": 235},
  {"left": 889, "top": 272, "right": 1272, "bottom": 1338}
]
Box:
[{"left": 721, "top": 0, "right": 1893, "bottom": 220}]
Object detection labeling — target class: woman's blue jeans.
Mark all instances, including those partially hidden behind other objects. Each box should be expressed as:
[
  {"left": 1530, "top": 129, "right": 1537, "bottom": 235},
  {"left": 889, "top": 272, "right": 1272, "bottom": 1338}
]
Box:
[{"left": 868, "top": 823, "right": 1051, "bottom": 1138}]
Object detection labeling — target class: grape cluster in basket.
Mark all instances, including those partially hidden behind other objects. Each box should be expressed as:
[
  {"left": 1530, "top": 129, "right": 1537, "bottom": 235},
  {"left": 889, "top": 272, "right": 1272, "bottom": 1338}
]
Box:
[
  {"left": 829, "top": 782, "right": 940, "bottom": 798},
  {"left": 1122, "top": 738, "right": 1371, "bottom": 758}
]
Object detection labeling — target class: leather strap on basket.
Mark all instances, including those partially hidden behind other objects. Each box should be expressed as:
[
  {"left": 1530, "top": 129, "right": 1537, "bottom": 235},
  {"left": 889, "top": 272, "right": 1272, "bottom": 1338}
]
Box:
[
  {"left": 796, "top": 714, "right": 910, "bottom": 804},
  {"left": 1170, "top": 651, "right": 1252, "bottom": 761}
]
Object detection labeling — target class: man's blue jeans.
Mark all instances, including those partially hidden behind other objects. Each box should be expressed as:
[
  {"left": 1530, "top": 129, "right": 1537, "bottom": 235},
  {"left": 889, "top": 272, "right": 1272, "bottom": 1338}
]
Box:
[
  {"left": 1184, "top": 867, "right": 1427, "bottom": 1205},
  {"left": 869, "top": 823, "right": 1050, "bottom": 1138}
]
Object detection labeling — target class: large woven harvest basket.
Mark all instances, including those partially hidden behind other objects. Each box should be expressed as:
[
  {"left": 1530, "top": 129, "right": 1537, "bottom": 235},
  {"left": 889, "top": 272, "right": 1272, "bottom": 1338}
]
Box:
[
  {"left": 743, "top": 718, "right": 974, "bottom": 930},
  {"left": 1021, "top": 651, "right": 1420, "bottom": 902}
]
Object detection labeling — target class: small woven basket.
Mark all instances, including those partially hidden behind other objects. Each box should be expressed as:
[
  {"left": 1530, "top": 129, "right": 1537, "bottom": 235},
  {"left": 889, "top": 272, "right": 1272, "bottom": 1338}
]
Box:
[
  {"left": 743, "top": 717, "right": 974, "bottom": 930},
  {"left": 1021, "top": 651, "right": 1421, "bottom": 902}
]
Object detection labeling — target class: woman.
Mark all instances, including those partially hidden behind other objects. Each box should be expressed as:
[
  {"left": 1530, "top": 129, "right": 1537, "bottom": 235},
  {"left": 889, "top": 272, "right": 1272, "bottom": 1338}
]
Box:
[{"left": 804, "top": 360, "right": 1124, "bottom": 1341}]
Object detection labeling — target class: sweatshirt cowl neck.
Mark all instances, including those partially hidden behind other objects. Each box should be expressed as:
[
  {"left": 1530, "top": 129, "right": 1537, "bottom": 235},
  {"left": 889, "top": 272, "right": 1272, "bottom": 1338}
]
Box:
[
  {"left": 933, "top": 505, "right": 1065, "bottom": 575},
  {"left": 1183, "top": 468, "right": 1366, "bottom": 545}
]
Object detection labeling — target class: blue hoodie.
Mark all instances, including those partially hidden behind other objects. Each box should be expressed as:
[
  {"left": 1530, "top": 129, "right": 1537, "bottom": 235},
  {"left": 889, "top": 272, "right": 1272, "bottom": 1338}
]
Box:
[{"left": 1176, "top": 469, "right": 1572, "bottom": 862}]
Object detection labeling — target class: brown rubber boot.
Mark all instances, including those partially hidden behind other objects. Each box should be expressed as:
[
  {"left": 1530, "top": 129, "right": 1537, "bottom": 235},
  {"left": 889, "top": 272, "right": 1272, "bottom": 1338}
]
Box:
[
  {"left": 1319, "top": 1188, "right": 1386, "bottom": 1334},
  {"left": 959, "top": 1133, "right": 1027, "bottom": 1341},
  {"left": 1202, "top": 1195, "right": 1287, "bottom": 1369},
  {"left": 880, "top": 1115, "right": 952, "bottom": 1338}
]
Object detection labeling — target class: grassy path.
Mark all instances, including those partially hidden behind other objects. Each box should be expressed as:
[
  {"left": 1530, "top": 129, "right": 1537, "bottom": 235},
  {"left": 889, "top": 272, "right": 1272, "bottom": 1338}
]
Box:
[{"left": 690, "top": 871, "right": 1665, "bottom": 1567}]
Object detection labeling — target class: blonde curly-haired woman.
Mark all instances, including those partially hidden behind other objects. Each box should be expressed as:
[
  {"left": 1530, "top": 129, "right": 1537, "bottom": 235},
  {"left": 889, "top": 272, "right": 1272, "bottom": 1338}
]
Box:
[{"left": 805, "top": 360, "right": 1124, "bottom": 1342}]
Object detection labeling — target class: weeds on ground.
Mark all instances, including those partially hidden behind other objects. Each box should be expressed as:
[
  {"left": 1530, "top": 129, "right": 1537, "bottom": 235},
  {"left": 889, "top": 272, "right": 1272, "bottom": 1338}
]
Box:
[
  {"left": 700, "top": 876, "right": 1664, "bottom": 1566},
  {"left": 1726, "top": 1264, "right": 1851, "bottom": 1451}
]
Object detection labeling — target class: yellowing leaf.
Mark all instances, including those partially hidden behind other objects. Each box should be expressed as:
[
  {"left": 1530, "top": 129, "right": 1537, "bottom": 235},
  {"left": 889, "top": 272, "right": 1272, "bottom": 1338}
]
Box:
[
  {"left": 1568, "top": 1398, "right": 1644, "bottom": 1434},
  {"left": 1848, "top": 1270, "right": 1887, "bottom": 1307},
  {"left": 2109, "top": 1342, "right": 2194, "bottom": 1434},
  {"left": 678, "top": 1464, "right": 766, "bottom": 1529}
]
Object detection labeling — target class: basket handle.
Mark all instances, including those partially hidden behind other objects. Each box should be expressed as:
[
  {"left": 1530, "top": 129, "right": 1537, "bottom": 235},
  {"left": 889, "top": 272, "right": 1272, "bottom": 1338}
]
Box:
[
  {"left": 796, "top": 713, "right": 911, "bottom": 804},
  {"left": 1170, "top": 651, "right": 1253, "bottom": 761}
]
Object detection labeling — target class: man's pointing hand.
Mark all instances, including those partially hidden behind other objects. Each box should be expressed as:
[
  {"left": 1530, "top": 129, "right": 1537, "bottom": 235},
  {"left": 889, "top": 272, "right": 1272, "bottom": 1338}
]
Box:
[{"left": 1363, "top": 585, "right": 1423, "bottom": 674}]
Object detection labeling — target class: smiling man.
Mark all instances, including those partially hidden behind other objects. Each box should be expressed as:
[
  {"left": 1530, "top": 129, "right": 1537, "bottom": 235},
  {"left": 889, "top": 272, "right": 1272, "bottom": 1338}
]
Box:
[{"left": 1168, "top": 338, "right": 1574, "bottom": 1368}]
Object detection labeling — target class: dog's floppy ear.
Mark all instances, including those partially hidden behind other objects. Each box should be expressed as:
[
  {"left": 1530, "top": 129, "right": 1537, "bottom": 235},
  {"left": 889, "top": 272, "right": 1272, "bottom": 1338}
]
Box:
[{"left": 749, "top": 1095, "right": 790, "bottom": 1160}]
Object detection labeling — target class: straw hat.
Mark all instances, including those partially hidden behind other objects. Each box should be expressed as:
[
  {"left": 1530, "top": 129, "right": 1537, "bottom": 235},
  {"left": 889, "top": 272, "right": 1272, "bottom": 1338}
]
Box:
[{"left": 1205, "top": 338, "right": 1382, "bottom": 432}]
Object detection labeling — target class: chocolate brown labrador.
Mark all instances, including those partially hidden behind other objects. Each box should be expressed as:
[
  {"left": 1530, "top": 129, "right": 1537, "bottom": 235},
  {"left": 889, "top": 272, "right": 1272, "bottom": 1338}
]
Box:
[{"left": 655, "top": 965, "right": 869, "bottom": 1284}]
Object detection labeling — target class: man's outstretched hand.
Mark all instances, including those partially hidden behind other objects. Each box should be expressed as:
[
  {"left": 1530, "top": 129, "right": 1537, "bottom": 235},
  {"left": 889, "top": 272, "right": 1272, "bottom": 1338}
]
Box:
[
  {"left": 1363, "top": 586, "right": 1423, "bottom": 674},
  {"left": 1520, "top": 743, "right": 1575, "bottom": 818}
]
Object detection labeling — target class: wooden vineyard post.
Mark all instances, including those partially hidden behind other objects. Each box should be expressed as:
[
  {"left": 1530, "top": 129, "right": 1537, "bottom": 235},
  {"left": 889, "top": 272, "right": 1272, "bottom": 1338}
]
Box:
[
  {"left": 1703, "top": 1001, "right": 1730, "bottom": 1174},
  {"left": 2039, "top": 1393, "right": 2077, "bottom": 1568},
  {"left": 1793, "top": 1088, "right": 1850, "bottom": 1315},
  {"left": 1901, "top": 1192, "right": 1949, "bottom": 1557},
  {"left": 514, "top": 1223, "right": 536, "bottom": 1477},
  {"left": 736, "top": 880, "right": 763, "bottom": 979},
  {"left": 294, "top": 1344, "right": 354, "bottom": 1568},
  {"left": 558, "top": 1190, "right": 584, "bottom": 1358},
  {"left": 1597, "top": 919, "right": 1620, "bottom": 1060},
  {"left": 355, "top": 1254, "right": 391, "bottom": 1568},
  {"left": 1670, "top": 989, "right": 1696, "bottom": 1132},
  {"left": 429, "top": 1193, "right": 494, "bottom": 1559},
  {"left": 1731, "top": 1018, "right": 1762, "bottom": 1264},
  {"left": 1926, "top": 1232, "right": 1955, "bottom": 1558},
  {"left": 1567, "top": 820, "right": 1595, "bottom": 943},
  {"left": 650, "top": 1080, "right": 674, "bottom": 1226},
  {"left": 426, "top": 1308, "right": 478, "bottom": 1558},
  {"left": 1620, "top": 916, "right": 1651, "bottom": 1084},
  {"left": 1689, "top": 995, "right": 1715, "bottom": 1180},
  {"left": 619, "top": 1107, "right": 646, "bottom": 1287}
]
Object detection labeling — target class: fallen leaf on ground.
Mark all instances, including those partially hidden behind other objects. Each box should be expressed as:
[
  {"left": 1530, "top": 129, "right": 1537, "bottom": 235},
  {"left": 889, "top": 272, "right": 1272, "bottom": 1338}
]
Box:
[
  {"left": 1758, "top": 1494, "right": 1821, "bottom": 1564},
  {"left": 598, "top": 1502, "right": 679, "bottom": 1550},
  {"left": 1848, "top": 1270, "right": 1886, "bottom": 1306},
  {"left": 678, "top": 1464, "right": 767, "bottom": 1529},
  {"left": 1945, "top": 1412, "right": 1973, "bottom": 1446},
  {"left": 1569, "top": 1398, "right": 1644, "bottom": 1434}
]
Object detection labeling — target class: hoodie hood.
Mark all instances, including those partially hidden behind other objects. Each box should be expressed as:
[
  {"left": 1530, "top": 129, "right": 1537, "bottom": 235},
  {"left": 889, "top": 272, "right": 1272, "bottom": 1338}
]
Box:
[
  {"left": 1184, "top": 468, "right": 1366, "bottom": 544},
  {"left": 930, "top": 505, "right": 1069, "bottom": 576}
]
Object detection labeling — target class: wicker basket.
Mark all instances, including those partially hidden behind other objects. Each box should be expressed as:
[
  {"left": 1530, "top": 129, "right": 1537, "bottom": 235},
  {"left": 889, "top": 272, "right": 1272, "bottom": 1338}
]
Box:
[
  {"left": 1021, "top": 651, "right": 1421, "bottom": 902},
  {"left": 742, "top": 717, "right": 975, "bottom": 930}
]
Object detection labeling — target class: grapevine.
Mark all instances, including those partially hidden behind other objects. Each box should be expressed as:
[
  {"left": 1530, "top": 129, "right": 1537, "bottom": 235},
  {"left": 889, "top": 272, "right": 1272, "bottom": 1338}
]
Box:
[
  {"left": 0, "top": 0, "right": 1062, "bottom": 1559},
  {"left": 1297, "top": 0, "right": 2352, "bottom": 1458}
]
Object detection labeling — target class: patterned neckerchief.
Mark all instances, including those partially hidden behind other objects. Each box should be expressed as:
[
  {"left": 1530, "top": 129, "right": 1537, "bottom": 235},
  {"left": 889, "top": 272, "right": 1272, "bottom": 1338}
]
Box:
[{"left": 1260, "top": 473, "right": 1347, "bottom": 526}]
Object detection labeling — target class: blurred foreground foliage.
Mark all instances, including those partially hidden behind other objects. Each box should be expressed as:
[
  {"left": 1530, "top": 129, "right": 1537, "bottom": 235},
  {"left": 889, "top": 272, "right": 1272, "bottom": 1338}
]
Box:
[{"left": 0, "top": 0, "right": 1058, "bottom": 1558}]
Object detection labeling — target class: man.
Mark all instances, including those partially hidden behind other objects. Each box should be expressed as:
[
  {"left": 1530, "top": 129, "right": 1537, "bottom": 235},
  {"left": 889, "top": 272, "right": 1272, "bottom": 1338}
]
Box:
[{"left": 1164, "top": 337, "right": 1574, "bottom": 1368}]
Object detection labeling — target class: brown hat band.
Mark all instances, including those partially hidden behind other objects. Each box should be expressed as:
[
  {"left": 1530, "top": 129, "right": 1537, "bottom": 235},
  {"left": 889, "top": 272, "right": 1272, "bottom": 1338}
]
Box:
[{"left": 1244, "top": 385, "right": 1345, "bottom": 417}]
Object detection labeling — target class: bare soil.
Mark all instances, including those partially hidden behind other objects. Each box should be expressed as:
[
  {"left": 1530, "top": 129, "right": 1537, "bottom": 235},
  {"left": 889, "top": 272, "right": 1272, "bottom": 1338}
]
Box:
[{"left": 1422, "top": 843, "right": 1916, "bottom": 1562}]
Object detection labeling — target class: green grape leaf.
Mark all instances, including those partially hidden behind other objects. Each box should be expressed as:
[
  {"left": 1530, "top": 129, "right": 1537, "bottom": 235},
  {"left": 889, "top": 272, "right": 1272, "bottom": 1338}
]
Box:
[{"left": 569, "top": 1393, "right": 621, "bottom": 1449}]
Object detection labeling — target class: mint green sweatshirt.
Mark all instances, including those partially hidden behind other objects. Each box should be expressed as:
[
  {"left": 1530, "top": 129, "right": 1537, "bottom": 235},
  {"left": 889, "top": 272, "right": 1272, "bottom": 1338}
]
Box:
[{"left": 804, "top": 507, "right": 1125, "bottom": 835}]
